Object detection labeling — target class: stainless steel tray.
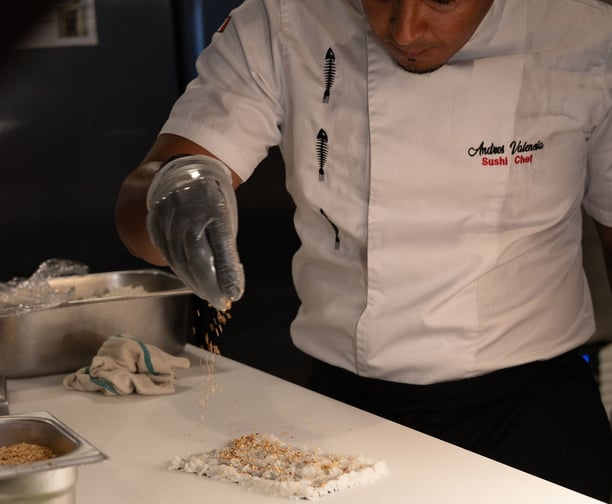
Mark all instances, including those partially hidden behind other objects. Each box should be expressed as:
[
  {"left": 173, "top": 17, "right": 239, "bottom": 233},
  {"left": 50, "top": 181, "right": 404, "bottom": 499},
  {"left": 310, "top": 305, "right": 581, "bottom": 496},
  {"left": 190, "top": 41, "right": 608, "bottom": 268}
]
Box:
[
  {"left": 0, "top": 411, "right": 106, "bottom": 478},
  {"left": 0, "top": 411, "right": 106, "bottom": 503},
  {"left": 0, "top": 269, "right": 194, "bottom": 378}
]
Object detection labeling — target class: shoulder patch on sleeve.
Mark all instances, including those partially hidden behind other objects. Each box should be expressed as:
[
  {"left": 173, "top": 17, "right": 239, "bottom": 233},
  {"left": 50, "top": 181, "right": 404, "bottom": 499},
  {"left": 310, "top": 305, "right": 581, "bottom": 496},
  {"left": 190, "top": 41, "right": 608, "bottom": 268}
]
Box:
[{"left": 217, "top": 16, "right": 232, "bottom": 33}]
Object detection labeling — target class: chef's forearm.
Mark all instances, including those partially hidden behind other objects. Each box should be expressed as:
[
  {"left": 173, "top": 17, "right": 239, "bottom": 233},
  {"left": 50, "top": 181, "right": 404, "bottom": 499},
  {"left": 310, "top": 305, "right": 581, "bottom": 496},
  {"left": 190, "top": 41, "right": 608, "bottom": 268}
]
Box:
[{"left": 115, "top": 162, "right": 168, "bottom": 266}]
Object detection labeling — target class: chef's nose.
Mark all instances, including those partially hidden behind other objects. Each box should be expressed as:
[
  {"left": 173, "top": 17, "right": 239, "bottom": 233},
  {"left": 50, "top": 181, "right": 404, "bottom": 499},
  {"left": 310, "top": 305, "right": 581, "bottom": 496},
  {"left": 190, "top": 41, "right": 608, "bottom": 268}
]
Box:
[{"left": 388, "top": 0, "right": 427, "bottom": 46}]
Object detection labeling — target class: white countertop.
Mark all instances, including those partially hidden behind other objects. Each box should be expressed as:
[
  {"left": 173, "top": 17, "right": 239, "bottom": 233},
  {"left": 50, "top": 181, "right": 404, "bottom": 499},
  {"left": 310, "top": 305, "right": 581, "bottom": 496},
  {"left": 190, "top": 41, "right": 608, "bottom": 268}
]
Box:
[{"left": 7, "top": 344, "right": 601, "bottom": 503}]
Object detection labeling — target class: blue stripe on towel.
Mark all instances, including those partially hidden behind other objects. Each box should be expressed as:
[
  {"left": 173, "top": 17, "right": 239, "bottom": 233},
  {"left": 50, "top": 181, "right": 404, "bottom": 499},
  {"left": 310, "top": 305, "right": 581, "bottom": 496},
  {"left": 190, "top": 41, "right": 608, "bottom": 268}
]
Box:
[
  {"left": 85, "top": 367, "right": 118, "bottom": 395},
  {"left": 136, "top": 338, "right": 159, "bottom": 375},
  {"left": 118, "top": 334, "right": 159, "bottom": 376}
]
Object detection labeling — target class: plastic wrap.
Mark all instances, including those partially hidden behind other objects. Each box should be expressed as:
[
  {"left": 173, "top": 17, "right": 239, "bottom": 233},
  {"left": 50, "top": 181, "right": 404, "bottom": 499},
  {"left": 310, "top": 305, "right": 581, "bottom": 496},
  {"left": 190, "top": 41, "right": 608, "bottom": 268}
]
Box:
[{"left": 0, "top": 259, "right": 89, "bottom": 316}]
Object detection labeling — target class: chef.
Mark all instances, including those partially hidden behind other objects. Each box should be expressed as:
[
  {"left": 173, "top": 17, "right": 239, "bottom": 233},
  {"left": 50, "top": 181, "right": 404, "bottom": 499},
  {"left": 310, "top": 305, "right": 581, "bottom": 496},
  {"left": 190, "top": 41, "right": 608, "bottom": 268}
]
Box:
[{"left": 115, "top": 0, "right": 612, "bottom": 500}]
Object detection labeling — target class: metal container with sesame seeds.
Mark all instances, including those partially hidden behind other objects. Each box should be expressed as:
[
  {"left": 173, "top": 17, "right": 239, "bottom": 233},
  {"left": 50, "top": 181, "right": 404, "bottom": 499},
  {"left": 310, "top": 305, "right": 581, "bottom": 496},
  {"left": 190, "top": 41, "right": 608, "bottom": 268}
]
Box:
[{"left": 0, "top": 411, "right": 106, "bottom": 503}]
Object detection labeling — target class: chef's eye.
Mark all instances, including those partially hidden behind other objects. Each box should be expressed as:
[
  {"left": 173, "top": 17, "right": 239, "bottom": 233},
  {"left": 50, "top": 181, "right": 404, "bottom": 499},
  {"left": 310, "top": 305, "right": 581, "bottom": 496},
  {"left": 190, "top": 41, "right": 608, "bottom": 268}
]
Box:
[{"left": 426, "top": 0, "right": 458, "bottom": 9}]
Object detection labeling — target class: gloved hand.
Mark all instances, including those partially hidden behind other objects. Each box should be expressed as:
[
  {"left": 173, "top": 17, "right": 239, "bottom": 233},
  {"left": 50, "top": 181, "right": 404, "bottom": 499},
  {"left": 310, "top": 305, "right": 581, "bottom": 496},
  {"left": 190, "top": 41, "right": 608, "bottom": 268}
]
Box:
[{"left": 146, "top": 154, "right": 244, "bottom": 311}]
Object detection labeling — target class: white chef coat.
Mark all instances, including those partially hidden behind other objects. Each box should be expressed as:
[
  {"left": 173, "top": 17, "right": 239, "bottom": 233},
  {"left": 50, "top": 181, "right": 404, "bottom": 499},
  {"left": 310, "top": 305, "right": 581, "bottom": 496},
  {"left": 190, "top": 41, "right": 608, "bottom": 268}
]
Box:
[{"left": 160, "top": 0, "right": 612, "bottom": 384}]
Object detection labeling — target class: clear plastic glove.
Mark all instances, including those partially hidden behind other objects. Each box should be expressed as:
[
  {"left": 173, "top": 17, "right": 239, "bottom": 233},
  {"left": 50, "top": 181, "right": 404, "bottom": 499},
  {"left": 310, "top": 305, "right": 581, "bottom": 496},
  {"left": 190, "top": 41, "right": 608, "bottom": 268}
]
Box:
[{"left": 146, "top": 155, "right": 244, "bottom": 311}]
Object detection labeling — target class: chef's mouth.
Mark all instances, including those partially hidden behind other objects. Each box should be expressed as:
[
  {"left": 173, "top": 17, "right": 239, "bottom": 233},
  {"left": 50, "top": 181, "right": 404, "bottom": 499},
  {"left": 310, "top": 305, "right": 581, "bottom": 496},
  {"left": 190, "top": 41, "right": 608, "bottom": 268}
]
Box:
[
  {"left": 380, "top": 40, "right": 446, "bottom": 73},
  {"left": 385, "top": 40, "right": 435, "bottom": 60}
]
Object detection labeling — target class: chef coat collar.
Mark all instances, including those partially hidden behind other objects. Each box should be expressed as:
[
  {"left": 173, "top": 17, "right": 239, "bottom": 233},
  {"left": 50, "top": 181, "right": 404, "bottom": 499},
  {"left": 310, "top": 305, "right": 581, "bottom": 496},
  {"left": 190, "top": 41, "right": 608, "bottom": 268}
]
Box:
[{"left": 450, "top": 0, "right": 508, "bottom": 62}]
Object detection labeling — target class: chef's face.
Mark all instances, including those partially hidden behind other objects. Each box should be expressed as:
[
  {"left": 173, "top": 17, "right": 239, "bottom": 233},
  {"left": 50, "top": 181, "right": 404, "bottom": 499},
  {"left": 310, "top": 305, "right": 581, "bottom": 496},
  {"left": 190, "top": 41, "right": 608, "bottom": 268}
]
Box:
[{"left": 362, "top": 0, "right": 494, "bottom": 74}]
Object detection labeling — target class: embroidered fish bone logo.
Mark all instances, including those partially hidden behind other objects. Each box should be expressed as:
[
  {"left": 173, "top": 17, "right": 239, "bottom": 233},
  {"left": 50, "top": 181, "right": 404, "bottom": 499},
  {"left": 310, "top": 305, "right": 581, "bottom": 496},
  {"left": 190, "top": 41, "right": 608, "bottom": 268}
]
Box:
[
  {"left": 316, "top": 129, "right": 329, "bottom": 181},
  {"left": 323, "top": 48, "right": 336, "bottom": 103}
]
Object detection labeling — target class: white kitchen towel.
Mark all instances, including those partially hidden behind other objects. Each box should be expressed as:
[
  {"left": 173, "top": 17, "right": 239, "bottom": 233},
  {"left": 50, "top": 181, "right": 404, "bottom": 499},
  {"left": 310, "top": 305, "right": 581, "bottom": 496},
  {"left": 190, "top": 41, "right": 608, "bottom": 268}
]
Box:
[{"left": 63, "top": 334, "right": 190, "bottom": 395}]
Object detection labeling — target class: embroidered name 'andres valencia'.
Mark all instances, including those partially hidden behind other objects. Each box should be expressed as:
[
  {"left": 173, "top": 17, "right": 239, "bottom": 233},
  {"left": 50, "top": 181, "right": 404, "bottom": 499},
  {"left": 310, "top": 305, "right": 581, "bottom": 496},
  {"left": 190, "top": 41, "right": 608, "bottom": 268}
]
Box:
[{"left": 468, "top": 139, "right": 545, "bottom": 166}]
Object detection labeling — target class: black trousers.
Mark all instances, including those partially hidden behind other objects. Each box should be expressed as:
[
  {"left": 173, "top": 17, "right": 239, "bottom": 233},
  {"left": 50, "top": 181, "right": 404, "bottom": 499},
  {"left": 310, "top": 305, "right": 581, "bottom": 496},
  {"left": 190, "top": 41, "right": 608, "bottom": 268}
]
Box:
[{"left": 307, "top": 350, "right": 612, "bottom": 502}]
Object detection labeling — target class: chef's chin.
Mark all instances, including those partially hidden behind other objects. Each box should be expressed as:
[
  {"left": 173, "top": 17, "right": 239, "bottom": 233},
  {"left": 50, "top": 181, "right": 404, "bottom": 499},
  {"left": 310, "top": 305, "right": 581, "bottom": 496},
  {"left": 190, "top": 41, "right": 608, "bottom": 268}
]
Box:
[{"left": 395, "top": 58, "right": 445, "bottom": 75}]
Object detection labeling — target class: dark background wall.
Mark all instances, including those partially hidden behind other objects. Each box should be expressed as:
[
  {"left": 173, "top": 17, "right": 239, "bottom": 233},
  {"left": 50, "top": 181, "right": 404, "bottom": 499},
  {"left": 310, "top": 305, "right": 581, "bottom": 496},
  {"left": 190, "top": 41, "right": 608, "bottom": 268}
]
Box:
[
  {"left": 0, "top": 0, "right": 179, "bottom": 277},
  {"left": 0, "top": 0, "right": 309, "bottom": 385}
]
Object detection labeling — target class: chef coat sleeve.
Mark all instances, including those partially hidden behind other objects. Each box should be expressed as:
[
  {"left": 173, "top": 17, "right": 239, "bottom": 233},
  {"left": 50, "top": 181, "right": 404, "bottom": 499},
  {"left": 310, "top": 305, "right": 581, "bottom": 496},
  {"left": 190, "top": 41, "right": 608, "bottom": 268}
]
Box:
[
  {"left": 584, "top": 46, "right": 612, "bottom": 227},
  {"left": 160, "top": 0, "right": 284, "bottom": 182}
]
